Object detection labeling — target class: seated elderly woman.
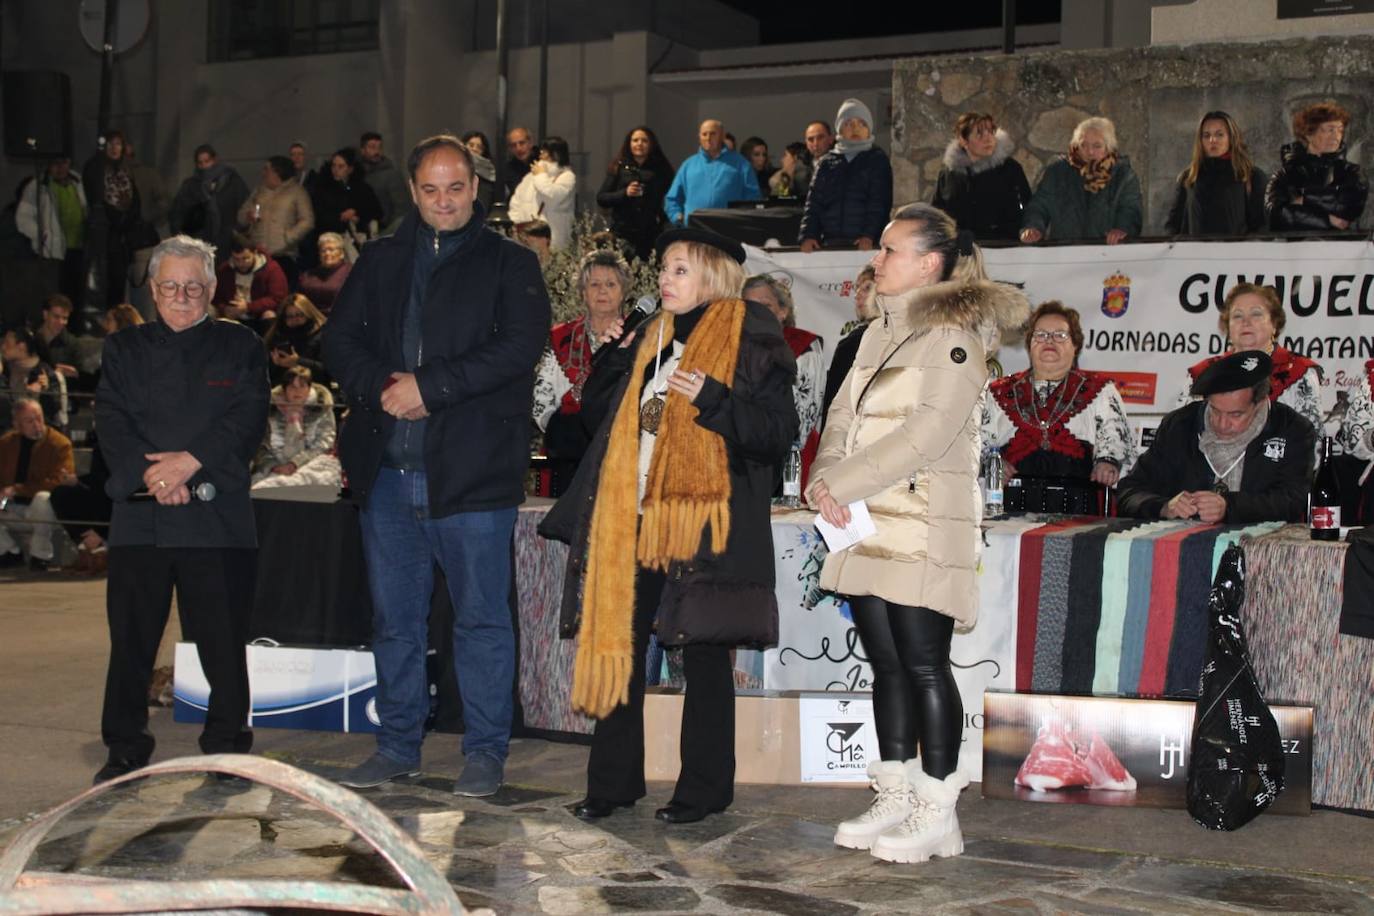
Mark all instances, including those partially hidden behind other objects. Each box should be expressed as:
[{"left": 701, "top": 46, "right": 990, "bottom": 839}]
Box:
[
  {"left": 983, "top": 301, "right": 1137, "bottom": 513},
  {"left": 931, "top": 111, "right": 1032, "bottom": 241},
  {"left": 1020, "top": 117, "right": 1142, "bottom": 245},
  {"left": 1267, "top": 100, "right": 1368, "bottom": 232},
  {"left": 251, "top": 366, "right": 340, "bottom": 490},
  {"left": 297, "top": 232, "right": 352, "bottom": 312},
  {"left": 742, "top": 273, "right": 824, "bottom": 486},
  {"left": 532, "top": 249, "right": 631, "bottom": 492},
  {"left": 1178, "top": 283, "right": 1322, "bottom": 438}
]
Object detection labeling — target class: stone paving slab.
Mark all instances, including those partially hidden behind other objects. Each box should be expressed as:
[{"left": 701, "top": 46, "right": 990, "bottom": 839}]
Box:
[{"left": 7, "top": 755, "right": 1373, "bottom": 915}]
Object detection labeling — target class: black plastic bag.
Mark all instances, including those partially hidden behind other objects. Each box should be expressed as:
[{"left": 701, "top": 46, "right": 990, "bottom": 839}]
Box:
[{"left": 1186, "top": 543, "right": 1286, "bottom": 830}]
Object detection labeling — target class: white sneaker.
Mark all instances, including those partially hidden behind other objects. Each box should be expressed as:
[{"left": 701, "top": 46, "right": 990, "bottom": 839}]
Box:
[
  {"left": 870, "top": 762, "right": 970, "bottom": 864},
  {"left": 834, "top": 759, "right": 912, "bottom": 850}
]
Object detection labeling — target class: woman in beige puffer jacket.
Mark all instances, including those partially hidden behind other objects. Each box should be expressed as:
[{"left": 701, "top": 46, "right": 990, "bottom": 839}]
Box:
[
  {"left": 808, "top": 202, "right": 1028, "bottom": 864},
  {"left": 238, "top": 157, "right": 315, "bottom": 260}
]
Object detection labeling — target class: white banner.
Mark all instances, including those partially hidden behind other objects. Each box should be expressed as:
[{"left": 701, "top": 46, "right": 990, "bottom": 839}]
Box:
[
  {"left": 745, "top": 240, "right": 1374, "bottom": 424},
  {"left": 759, "top": 517, "right": 1024, "bottom": 782}
]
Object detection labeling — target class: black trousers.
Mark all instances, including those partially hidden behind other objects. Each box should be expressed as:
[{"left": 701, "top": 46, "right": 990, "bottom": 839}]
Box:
[
  {"left": 48, "top": 480, "right": 111, "bottom": 542},
  {"left": 101, "top": 546, "right": 256, "bottom": 761},
  {"left": 848, "top": 596, "right": 963, "bottom": 779},
  {"left": 585, "top": 568, "right": 736, "bottom": 811}
]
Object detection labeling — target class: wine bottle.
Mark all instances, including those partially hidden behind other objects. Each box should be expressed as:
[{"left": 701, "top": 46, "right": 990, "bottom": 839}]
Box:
[{"left": 1309, "top": 435, "right": 1340, "bottom": 541}]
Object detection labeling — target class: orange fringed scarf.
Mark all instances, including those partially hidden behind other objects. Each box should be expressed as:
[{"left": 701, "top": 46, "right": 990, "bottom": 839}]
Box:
[
  {"left": 571, "top": 298, "right": 747, "bottom": 719},
  {"left": 1068, "top": 147, "right": 1118, "bottom": 194}
]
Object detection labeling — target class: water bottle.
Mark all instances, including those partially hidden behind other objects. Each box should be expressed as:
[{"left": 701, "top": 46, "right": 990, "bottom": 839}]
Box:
[
  {"left": 781, "top": 443, "right": 802, "bottom": 508},
  {"left": 984, "top": 451, "right": 1005, "bottom": 518}
]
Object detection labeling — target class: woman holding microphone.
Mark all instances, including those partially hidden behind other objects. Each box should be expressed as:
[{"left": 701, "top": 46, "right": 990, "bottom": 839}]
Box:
[{"left": 540, "top": 226, "right": 798, "bottom": 824}]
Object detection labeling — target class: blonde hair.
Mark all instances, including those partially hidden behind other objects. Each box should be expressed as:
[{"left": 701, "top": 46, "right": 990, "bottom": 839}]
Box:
[
  {"left": 889, "top": 202, "right": 986, "bottom": 285},
  {"left": 1071, "top": 117, "right": 1118, "bottom": 154},
  {"left": 664, "top": 241, "right": 745, "bottom": 302}
]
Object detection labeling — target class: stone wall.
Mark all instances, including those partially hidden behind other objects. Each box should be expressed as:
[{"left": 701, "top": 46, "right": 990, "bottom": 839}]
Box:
[{"left": 891, "top": 35, "right": 1374, "bottom": 235}]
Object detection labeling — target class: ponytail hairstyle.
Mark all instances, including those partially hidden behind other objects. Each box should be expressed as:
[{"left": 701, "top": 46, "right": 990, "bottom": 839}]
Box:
[{"left": 888, "top": 202, "right": 986, "bottom": 284}]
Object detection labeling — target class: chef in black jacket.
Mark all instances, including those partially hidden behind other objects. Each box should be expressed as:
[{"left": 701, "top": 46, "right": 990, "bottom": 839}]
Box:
[{"left": 93, "top": 234, "right": 270, "bottom": 784}]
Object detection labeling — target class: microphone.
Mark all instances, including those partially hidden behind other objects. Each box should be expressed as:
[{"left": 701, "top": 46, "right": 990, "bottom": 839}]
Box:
[
  {"left": 592, "top": 296, "right": 658, "bottom": 365},
  {"left": 130, "top": 482, "right": 218, "bottom": 502}
]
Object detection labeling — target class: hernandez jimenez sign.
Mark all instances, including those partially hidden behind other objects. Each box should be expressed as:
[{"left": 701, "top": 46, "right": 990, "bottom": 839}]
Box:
[{"left": 745, "top": 239, "right": 1374, "bottom": 425}]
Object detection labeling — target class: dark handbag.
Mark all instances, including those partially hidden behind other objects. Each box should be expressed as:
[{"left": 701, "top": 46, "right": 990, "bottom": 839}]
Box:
[{"left": 1185, "top": 543, "right": 1285, "bottom": 830}]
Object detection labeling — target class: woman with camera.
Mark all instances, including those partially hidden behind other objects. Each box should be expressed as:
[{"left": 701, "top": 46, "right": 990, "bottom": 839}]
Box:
[{"left": 597, "top": 126, "right": 676, "bottom": 261}]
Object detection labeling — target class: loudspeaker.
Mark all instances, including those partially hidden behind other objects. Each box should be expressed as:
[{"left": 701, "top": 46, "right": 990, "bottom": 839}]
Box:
[{"left": 3, "top": 70, "right": 73, "bottom": 159}]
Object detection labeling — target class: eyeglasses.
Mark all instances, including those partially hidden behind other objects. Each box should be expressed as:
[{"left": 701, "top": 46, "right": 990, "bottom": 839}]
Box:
[
  {"left": 154, "top": 280, "right": 208, "bottom": 299},
  {"left": 1031, "top": 330, "right": 1071, "bottom": 343}
]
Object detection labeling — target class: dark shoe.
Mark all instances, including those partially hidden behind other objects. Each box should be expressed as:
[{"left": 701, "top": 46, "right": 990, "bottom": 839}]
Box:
[
  {"left": 0, "top": 551, "right": 23, "bottom": 569},
  {"left": 94, "top": 756, "right": 148, "bottom": 785},
  {"left": 337, "top": 752, "right": 420, "bottom": 789},
  {"left": 573, "top": 797, "right": 634, "bottom": 819},
  {"left": 28, "top": 556, "right": 51, "bottom": 572},
  {"left": 654, "top": 801, "right": 724, "bottom": 824},
  {"left": 453, "top": 751, "right": 504, "bottom": 797}
]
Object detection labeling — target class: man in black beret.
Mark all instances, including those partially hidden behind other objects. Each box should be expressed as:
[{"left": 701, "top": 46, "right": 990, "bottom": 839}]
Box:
[{"left": 1117, "top": 350, "right": 1314, "bottom": 523}]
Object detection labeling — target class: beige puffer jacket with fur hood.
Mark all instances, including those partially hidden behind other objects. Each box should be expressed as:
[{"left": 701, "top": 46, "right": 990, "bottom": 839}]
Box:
[{"left": 807, "top": 277, "right": 1028, "bottom": 628}]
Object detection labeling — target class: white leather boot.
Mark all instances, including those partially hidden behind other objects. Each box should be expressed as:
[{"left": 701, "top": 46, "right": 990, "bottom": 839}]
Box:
[
  {"left": 870, "top": 761, "right": 969, "bottom": 863},
  {"left": 833, "top": 759, "right": 912, "bottom": 850}
]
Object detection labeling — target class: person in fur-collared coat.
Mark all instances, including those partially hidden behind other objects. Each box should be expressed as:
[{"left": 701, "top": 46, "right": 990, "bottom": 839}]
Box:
[
  {"left": 809, "top": 202, "right": 1028, "bottom": 865},
  {"left": 930, "top": 114, "right": 1031, "bottom": 241}
]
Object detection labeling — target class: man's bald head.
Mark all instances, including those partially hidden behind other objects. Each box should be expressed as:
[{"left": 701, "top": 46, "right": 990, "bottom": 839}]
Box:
[{"left": 698, "top": 120, "right": 724, "bottom": 157}]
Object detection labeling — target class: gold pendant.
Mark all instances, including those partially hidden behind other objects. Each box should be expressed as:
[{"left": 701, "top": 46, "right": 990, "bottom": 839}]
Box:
[{"left": 639, "top": 395, "right": 665, "bottom": 434}]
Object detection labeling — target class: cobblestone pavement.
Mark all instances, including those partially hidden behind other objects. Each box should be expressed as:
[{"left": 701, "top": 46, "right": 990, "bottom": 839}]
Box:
[{"left": 5, "top": 739, "right": 1373, "bottom": 915}]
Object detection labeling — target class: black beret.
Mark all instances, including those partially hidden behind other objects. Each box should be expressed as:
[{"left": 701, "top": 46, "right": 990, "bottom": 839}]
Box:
[
  {"left": 1191, "top": 349, "right": 1272, "bottom": 397},
  {"left": 655, "top": 226, "right": 747, "bottom": 264}
]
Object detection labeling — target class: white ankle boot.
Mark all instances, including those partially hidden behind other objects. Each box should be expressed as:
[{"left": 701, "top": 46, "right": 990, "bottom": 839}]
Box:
[
  {"left": 870, "top": 761, "right": 970, "bottom": 863},
  {"left": 833, "top": 759, "right": 912, "bottom": 850}
]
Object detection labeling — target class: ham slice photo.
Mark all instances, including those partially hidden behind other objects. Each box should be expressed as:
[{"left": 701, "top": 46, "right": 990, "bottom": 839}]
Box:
[{"left": 1014, "top": 719, "right": 1137, "bottom": 793}]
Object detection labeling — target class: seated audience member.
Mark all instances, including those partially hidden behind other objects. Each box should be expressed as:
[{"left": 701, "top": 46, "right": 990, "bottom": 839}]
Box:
[
  {"left": 1, "top": 327, "right": 67, "bottom": 431},
  {"left": 931, "top": 112, "right": 1032, "bottom": 241},
  {"left": 83, "top": 305, "right": 144, "bottom": 380},
  {"left": 983, "top": 301, "right": 1137, "bottom": 511},
  {"left": 461, "top": 131, "right": 498, "bottom": 213},
  {"left": 1338, "top": 360, "right": 1374, "bottom": 461},
  {"left": 251, "top": 366, "right": 339, "bottom": 490},
  {"left": 744, "top": 273, "right": 823, "bottom": 486},
  {"left": 1166, "top": 111, "right": 1266, "bottom": 237},
  {"left": 33, "top": 294, "right": 79, "bottom": 380},
  {"left": 1266, "top": 100, "right": 1368, "bottom": 232},
  {"left": 769, "top": 142, "right": 812, "bottom": 199},
  {"left": 597, "top": 126, "right": 675, "bottom": 261},
  {"left": 799, "top": 99, "right": 893, "bottom": 251},
  {"left": 263, "top": 293, "right": 328, "bottom": 387},
  {"left": 47, "top": 427, "right": 111, "bottom": 574},
  {"left": 663, "top": 119, "right": 761, "bottom": 226},
  {"left": 213, "top": 237, "right": 289, "bottom": 322},
  {"left": 1020, "top": 116, "right": 1142, "bottom": 245},
  {"left": 532, "top": 250, "right": 629, "bottom": 491},
  {"left": 297, "top": 232, "right": 352, "bottom": 313},
  {"left": 0, "top": 398, "right": 74, "bottom": 570},
  {"left": 1117, "top": 350, "right": 1313, "bottom": 523},
  {"left": 820, "top": 264, "right": 877, "bottom": 428},
  {"left": 310, "top": 147, "right": 384, "bottom": 240},
  {"left": 509, "top": 137, "right": 577, "bottom": 251},
  {"left": 1179, "top": 283, "right": 1322, "bottom": 438},
  {"left": 238, "top": 156, "right": 315, "bottom": 271},
  {"left": 740, "top": 137, "right": 776, "bottom": 195}
]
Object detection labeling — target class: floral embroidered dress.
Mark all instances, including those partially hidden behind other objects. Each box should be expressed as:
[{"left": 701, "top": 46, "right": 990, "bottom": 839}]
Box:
[
  {"left": 983, "top": 368, "right": 1138, "bottom": 480},
  {"left": 783, "top": 326, "right": 825, "bottom": 489},
  {"left": 1338, "top": 359, "right": 1374, "bottom": 461}
]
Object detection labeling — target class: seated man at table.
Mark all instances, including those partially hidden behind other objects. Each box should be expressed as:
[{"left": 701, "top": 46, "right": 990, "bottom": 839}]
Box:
[{"left": 1117, "top": 350, "right": 1313, "bottom": 523}]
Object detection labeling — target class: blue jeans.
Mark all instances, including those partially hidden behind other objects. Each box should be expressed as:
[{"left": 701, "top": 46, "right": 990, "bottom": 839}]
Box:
[{"left": 360, "top": 467, "right": 517, "bottom": 765}]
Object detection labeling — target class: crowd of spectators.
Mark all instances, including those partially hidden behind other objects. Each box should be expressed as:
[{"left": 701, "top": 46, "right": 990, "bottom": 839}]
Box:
[{"left": 0, "top": 95, "right": 1370, "bottom": 572}]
